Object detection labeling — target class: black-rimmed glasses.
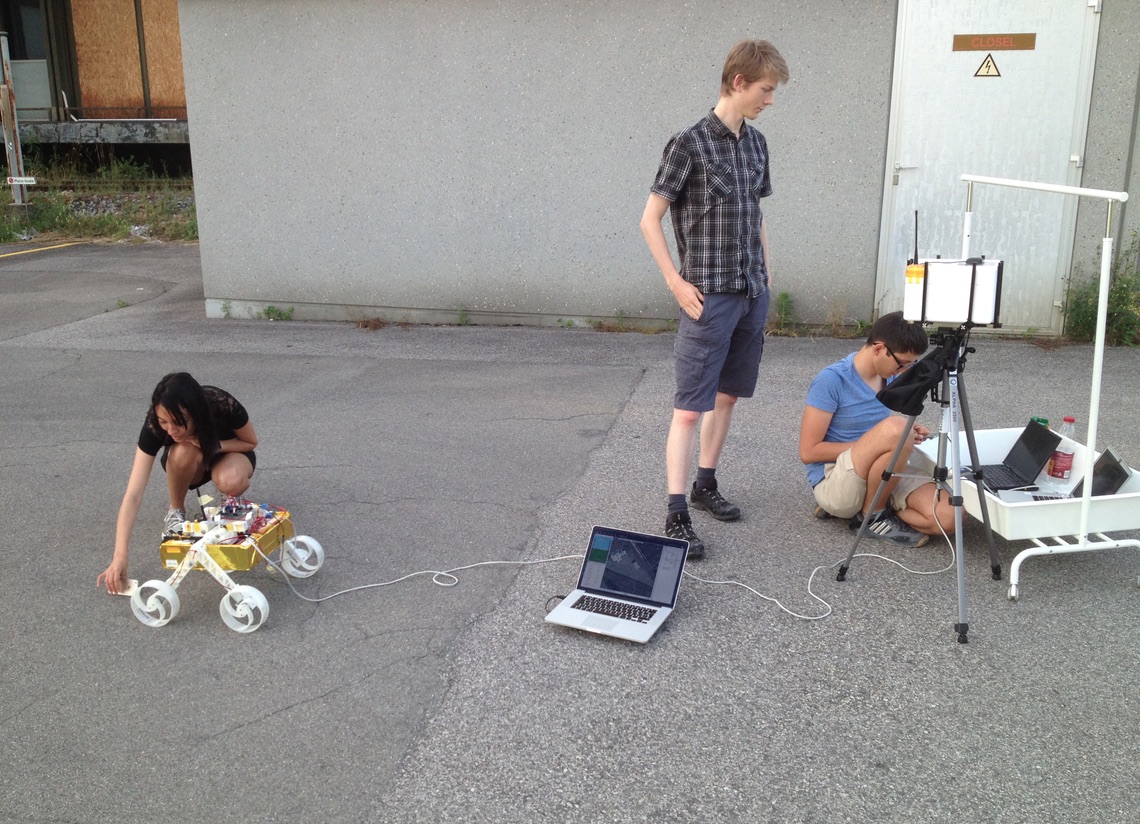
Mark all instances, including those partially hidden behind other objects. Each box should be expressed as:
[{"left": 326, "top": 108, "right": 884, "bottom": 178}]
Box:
[{"left": 883, "top": 344, "right": 915, "bottom": 372}]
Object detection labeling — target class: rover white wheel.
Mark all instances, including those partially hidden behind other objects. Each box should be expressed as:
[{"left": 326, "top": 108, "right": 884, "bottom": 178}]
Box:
[
  {"left": 219, "top": 585, "right": 269, "bottom": 633},
  {"left": 130, "top": 580, "right": 181, "bottom": 627},
  {"left": 281, "top": 535, "right": 324, "bottom": 578}
]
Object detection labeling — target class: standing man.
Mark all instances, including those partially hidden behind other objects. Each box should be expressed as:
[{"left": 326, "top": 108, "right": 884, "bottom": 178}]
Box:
[{"left": 640, "top": 40, "right": 789, "bottom": 559}]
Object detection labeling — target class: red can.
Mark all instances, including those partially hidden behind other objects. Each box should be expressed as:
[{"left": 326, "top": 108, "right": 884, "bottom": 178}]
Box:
[{"left": 1049, "top": 448, "right": 1075, "bottom": 480}]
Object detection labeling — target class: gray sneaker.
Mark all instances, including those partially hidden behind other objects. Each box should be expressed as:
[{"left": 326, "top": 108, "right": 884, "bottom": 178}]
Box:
[
  {"left": 862, "top": 511, "right": 929, "bottom": 548},
  {"left": 163, "top": 508, "right": 186, "bottom": 537}
]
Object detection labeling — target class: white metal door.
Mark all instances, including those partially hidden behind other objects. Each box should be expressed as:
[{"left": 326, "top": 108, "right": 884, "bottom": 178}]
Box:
[{"left": 876, "top": 0, "right": 1101, "bottom": 334}]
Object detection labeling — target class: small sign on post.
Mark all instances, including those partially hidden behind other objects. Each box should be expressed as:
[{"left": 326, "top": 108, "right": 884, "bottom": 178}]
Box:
[
  {"left": 6, "top": 176, "right": 35, "bottom": 186},
  {"left": 2, "top": 30, "right": 30, "bottom": 206}
]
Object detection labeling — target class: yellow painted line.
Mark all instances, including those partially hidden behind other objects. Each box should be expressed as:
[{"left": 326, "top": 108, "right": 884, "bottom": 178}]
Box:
[{"left": 0, "top": 241, "right": 86, "bottom": 259}]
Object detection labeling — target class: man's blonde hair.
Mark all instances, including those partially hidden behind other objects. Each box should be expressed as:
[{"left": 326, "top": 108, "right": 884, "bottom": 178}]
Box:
[{"left": 720, "top": 40, "right": 789, "bottom": 95}]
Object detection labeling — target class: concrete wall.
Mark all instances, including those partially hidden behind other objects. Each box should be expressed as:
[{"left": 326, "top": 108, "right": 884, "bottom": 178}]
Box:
[
  {"left": 1073, "top": 0, "right": 1140, "bottom": 281},
  {"left": 178, "top": 0, "right": 1136, "bottom": 327},
  {"left": 179, "top": 0, "right": 896, "bottom": 325}
]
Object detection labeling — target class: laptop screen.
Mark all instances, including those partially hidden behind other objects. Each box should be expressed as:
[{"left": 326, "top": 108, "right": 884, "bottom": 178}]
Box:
[
  {"left": 1004, "top": 419, "right": 1061, "bottom": 479},
  {"left": 1072, "top": 447, "right": 1132, "bottom": 497},
  {"left": 578, "top": 526, "right": 687, "bottom": 608}
]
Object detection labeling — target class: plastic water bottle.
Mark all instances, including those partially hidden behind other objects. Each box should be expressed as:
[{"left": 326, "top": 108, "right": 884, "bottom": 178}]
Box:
[{"left": 1048, "top": 416, "right": 1077, "bottom": 480}]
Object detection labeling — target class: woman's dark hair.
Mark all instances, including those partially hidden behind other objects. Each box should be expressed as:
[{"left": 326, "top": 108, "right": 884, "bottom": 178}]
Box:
[{"left": 146, "top": 372, "right": 220, "bottom": 461}]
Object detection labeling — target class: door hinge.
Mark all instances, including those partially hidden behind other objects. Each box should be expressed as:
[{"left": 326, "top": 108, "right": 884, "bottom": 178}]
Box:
[
  {"left": 1070, "top": 154, "right": 1084, "bottom": 168},
  {"left": 1088, "top": 0, "right": 1101, "bottom": 13}
]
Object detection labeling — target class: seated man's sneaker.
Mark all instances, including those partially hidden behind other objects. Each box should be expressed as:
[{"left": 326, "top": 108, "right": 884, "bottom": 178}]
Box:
[
  {"left": 862, "top": 510, "right": 929, "bottom": 548},
  {"left": 689, "top": 481, "right": 741, "bottom": 521},
  {"left": 665, "top": 511, "right": 706, "bottom": 559}
]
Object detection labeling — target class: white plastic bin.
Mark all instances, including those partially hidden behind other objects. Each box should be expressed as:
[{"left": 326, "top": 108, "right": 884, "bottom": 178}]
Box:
[{"left": 914, "top": 428, "right": 1140, "bottom": 541}]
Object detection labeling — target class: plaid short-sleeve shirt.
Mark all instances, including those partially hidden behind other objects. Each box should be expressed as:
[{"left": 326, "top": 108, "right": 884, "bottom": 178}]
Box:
[{"left": 650, "top": 110, "right": 772, "bottom": 297}]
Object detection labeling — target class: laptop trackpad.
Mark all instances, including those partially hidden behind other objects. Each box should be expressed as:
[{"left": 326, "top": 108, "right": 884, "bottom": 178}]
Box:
[{"left": 584, "top": 615, "right": 619, "bottom": 632}]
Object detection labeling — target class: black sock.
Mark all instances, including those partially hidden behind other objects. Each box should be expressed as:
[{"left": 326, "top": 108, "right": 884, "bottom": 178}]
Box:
[
  {"left": 694, "top": 467, "right": 716, "bottom": 490},
  {"left": 667, "top": 494, "right": 688, "bottom": 516}
]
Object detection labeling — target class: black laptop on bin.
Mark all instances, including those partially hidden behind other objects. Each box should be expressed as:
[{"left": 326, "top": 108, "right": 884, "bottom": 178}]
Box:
[{"left": 970, "top": 419, "right": 1061, "bottom": 493}]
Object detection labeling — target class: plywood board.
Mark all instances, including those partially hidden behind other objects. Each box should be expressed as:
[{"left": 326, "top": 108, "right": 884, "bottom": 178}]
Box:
[
  {"left": 141, "top": 0, "right": 187, "bottom": 110},
  {"left": 70, "top": 0, "right": 186, "bottom": 117},
  {"left": 72, "top": 0, "right": 143, "bottom": 116}
]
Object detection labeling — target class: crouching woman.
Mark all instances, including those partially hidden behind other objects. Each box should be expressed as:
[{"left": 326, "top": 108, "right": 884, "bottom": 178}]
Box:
[{"left": 97, "top": 372, "right": 258, "bottom": 594}]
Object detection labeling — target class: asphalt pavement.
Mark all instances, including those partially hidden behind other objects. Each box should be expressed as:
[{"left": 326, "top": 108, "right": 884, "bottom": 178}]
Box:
[{"left": 1, "top": 242, "right": 1137, "bottom": 823}]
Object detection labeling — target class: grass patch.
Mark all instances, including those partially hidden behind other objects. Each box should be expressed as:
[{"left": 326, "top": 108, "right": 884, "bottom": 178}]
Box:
[
  {"left": 764, "top": 292, "right": 867, "bottom": 339},
  {"left": 590, "top": 310, "right": 633, "bottom": 333},
  {"left": 1, "top": 150, "right": 195, "bottom": 243},
  {"left": 261, "top": 305, "right": 294, "bottom": 321},
  {"left": 767, "top": 291, "right": 795, "bottom": 335}
]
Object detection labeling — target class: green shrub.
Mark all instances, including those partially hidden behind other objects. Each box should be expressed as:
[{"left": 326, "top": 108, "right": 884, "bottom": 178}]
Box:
[
  {"left": 262, "top": 306, "right": 294, "bottom": 321},
  {"left": 1064, "top": 230, "right": 1140, "bottom": 345}
]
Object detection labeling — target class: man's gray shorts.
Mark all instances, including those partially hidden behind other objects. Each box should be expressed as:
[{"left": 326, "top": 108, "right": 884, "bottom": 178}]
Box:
[{"left": 674, "top": 290, "right": 771, "bottom": 412}]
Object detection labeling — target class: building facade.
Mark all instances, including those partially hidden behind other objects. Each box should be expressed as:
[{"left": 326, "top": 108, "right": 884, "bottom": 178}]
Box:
[{"left": 17, "top": 1, "right": 1140, "bottom": 333}]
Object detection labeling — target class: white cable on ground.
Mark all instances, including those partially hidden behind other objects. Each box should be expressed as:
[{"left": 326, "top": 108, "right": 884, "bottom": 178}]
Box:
[
  {"left": 254, "top": 543, "right": 585, "bottom": 603},
  {"left": 254, "top": 502, "right": 957, "bottom": 623}
]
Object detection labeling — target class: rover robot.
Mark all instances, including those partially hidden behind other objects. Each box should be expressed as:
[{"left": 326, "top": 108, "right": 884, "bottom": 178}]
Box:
[{"left": 129, "top": 498, "right": 323, "bottom": 633}]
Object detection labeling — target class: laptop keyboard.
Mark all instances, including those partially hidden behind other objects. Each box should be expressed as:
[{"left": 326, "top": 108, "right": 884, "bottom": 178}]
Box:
[
  {"left": 975, "top": 463, "right": 1027, "bottom": 489},
  {"left": 571, "top": 594, "right": 657, "bottom": 624}
]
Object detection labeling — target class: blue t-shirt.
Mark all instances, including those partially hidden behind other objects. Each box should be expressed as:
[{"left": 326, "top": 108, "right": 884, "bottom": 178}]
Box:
[{"left": 804, "top": 353, "right": 890, "bottom": 487}]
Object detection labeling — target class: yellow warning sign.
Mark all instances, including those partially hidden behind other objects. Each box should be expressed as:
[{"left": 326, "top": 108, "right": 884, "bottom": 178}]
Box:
[{"left": 975, "top": 54, "right": 1000, "bottom": 77}]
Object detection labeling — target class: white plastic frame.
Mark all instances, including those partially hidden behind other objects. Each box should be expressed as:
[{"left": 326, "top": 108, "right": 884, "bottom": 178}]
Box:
[
  {"left": 135, "top": 525, "right": 271, "bottom": 633},
  {"left": 959, "top": 174, "right": 1139, "bottom": 599}
]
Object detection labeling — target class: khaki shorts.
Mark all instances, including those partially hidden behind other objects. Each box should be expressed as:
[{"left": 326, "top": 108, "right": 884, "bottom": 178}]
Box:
[{"left": 813, "top": 447, "right": 932, "bottom": 519}]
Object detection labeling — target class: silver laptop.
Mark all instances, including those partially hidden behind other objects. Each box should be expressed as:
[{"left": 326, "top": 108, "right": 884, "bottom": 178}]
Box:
[{"left": 544, "top": 525, "right": 688, "bottom": 643}]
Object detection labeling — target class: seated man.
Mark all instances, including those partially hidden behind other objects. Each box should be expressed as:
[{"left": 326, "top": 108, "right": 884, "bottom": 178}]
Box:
[{"left": 799, "top": 311, "right": 954, "bottom": 547}]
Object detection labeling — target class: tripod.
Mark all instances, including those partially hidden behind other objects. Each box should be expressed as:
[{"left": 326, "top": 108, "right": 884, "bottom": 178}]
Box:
[{"left": 836, "top": 325, "right": 1000, "bottom": 644}]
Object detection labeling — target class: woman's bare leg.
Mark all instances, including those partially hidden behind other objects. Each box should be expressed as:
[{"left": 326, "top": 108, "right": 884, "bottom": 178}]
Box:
[
  {"left": 164, "top": 441, "right": 207, "bottom": 510},
  {"left": 211, "top": 453, "right": 254, "bottom": 498}
]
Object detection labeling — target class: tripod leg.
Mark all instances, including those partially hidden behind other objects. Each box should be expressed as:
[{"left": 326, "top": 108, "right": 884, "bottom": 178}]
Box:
[
  {"left": 956, "top": 373, "right": 1002, "bottom": 580},
  {"left": 836, "top": 414, "right": 917, "bottom": 582},
  {"left": 948, "top": 372, "right": 969, "bottom": 644}
]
